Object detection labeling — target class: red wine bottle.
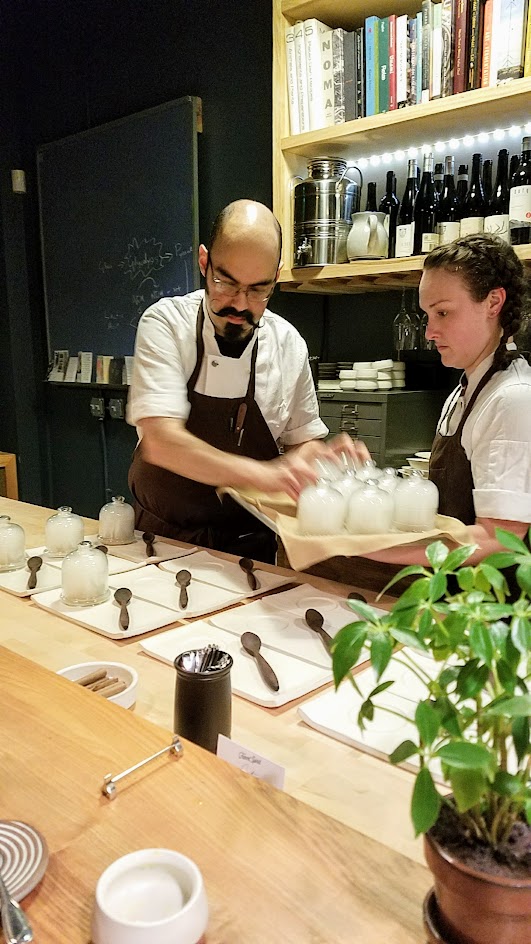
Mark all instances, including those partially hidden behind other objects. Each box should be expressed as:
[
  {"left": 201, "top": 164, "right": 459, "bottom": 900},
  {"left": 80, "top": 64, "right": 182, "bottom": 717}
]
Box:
[
  {"left": 365, "top": 181, "right": 378, "bottom": 211},
  {"left": 460, "top": 153, "right": 486, "bottom": 236},
  {"left": 434, "top": 162, "right": 444, "bottom": 195},
  {"left": 395, "top": 159, "right": 418, "bottom": 258},
  {"left": 414, "top": 153, "right": 439, "bottom": 254},
  {"left": 509, "top": 136, "right": 531, "bottom": 245},
  {"left": 436, "top": 156, "right": 460, "bottom": 246},
  {"left": 484, "top": 149, "right": 510, "bottom": 243},
  {"left": 379, "top": 170, "right": 400, "bottom": 258},
  {"left": 482, "top": 159, "right": 493, "bottom": 205},
  {"left": 456, "top": 164, "right": 469, "bottom": 210}
]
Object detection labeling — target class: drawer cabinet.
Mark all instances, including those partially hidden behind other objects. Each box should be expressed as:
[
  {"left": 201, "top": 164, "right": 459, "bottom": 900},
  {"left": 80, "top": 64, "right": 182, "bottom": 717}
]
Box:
[{"left": 318, "top": 390, "right": 448, "bottom": 467}]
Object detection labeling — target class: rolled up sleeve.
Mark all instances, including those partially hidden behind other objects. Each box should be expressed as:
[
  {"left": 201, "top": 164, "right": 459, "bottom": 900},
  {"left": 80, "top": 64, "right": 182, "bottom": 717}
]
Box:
[{"left": 127, "top": 306, "right": 191, "bottom": 427}]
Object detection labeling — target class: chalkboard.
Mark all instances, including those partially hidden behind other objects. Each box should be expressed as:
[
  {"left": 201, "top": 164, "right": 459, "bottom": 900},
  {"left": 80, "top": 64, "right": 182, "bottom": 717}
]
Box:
[{"left": 38, "top": 96, "right": 200, "bottom": 359}]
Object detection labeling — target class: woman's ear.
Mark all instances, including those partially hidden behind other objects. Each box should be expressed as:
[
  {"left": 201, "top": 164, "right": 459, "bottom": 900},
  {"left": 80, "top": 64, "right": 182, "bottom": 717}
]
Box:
[{"left": 488, "top": 286, "right": 506, "bottom": 319}]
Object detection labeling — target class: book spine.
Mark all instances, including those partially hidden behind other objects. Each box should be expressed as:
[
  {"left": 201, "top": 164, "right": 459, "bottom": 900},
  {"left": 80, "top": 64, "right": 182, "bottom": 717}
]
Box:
[
  {"left": 304, "top": 18, "right": 325, "bottom": 131},
  {"left": 467, "top": 0, "right": 483, "bottom": 89},
  {"left": 343, "top": 30, "right": 357, "bottom": 120},
  {"left": 421, "top": 0, "right": 433, "bottom": 102},
  {"left": 333, "top": 28, "right": 346, "bottom": 123},
  {"left": 388, "top": 14, "right": 397, "bottom": 109},
  {"left": 416, "top": 11, "right": 424, "bottom": 101},
  {"left": 321, "top": 28, "right": 335, "bottom": 125},
  {"left": 365, "top": 16, "right": 379, "bottom": 117},
  {"left": 431, "top": 1, "right": 443, "bottom": 98},
  {"left": 525, "top": 0, "right": 531, "bottom": 74},
  {"left": 356, "top": 27, "right": 366, "bottom": 118},
  {"left": 379, "top": 17, "right": 390, "bottom": 113},
  {"left": 453, "top": 0, "right": 469, "bottom": 93},
  {"left": 285, "top": 24, "right": 300, "bottom": 135},
  {"left": 441, "top": 0, "right": 455, "bottom": 95},
  {"left": 396, "top": 14, "right": 409, "bottom": 106},
  {"left": 489, "top": 0, "right": 501, "bottom": 83},
  {"left": 408, "top": 17, "right": 417, "bottom": 105},
  {"left": 481, "top": 0, "right": 493, "bottom": 86},
  {"left": 293, "top": 21, "right": 310, "bottom": 132},
  {"left": 497, "top": 0, "right": 529, "bottom": 82}
]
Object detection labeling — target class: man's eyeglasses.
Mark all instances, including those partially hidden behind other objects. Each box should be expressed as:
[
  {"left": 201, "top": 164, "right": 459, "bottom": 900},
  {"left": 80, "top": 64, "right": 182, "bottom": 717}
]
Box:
[{"left": 207, "top": 257, "right": 276, "bottom": 303}]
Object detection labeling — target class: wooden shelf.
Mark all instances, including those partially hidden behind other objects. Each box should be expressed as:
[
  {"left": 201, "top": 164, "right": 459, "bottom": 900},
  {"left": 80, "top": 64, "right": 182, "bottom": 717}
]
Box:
[
  {"left": 278, "top": 246, "right": 531, "bottom": 294},
  {"left": 282, "top": 0, "right": 416, "bottom": 29}
]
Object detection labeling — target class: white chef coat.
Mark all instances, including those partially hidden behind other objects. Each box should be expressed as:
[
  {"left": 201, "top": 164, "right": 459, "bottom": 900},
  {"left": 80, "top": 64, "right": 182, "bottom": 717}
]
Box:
[
  {"left": 436, "top": 354, "right": 531, "bottom": 521},
  {"left": 127, "top": 289, "right": 328, "bottom": 447}
]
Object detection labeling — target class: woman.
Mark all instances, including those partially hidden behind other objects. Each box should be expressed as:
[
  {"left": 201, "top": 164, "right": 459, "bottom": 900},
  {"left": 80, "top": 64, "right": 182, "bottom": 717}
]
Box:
[{"left": 369, "top": 233, "right": 531, "bottom": 568}]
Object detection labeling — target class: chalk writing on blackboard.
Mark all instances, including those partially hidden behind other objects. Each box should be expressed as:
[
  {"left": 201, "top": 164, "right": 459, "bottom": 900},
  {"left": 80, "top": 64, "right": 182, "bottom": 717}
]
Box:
[{"left": 119, "top": 237, "right": 173, "bottom": 280}]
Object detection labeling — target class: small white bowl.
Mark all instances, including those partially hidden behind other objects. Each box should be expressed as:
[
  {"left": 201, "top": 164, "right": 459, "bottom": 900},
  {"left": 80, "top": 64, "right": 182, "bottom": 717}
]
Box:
[
  {"left": 407, "top": 456, "right": 430, "bottom": 472},
  {"left": 416, "top": 451, "right": 431, "bottom": 460},
  {"left": 57, "top": 660, "right": 138, "bottom": 709}
]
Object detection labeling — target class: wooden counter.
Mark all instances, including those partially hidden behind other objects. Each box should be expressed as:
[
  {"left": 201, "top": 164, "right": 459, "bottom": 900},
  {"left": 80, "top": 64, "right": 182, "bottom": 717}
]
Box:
[{"left": 0, "top": 497, "right": 430, "bottom": 940}]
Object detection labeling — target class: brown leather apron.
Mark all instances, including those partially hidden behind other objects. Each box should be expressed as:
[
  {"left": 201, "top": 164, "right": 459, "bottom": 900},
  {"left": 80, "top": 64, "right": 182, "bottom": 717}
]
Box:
[{"left": 128, "top": 302, "right": 279, "bottom": 562}]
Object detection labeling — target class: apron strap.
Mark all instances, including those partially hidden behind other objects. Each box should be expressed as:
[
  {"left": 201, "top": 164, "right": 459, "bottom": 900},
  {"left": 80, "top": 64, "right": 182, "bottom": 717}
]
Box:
[{"left": 455, "top": 364, "right": 498, "bottom": 434}]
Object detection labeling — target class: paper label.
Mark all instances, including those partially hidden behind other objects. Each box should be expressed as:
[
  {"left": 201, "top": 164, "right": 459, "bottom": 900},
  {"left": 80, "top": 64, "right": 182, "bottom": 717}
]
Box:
[
  {"left": 484, "top": 214, "right": 510, "bottom": 241},
  {"left": 459, "top": 217, "right": 484, "bottom": 236},
  {"left": 437, "top": 221, "right": 460, "bottom": 245},
  {"left": 509, "top": 185, "right": 531, "bottom": 224},
  {"left": 217, "top": 735, "right": 285, "bottom": 789},
  {"left": 395, "top": 222, "right": 415, "bottom": 257}
]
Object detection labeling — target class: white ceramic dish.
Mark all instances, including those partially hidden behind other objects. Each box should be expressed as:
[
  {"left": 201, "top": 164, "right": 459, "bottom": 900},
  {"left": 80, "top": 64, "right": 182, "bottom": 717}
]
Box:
[
  {"left": 57, "top": 660, "right": 138, "bottom": 708},
  {"left": 407, "top": 456, "right": 430, "bottom": 471},
  {"left": 355, "top": 380, "right": 378, "bottom": 390},
  {"left": 85, "top": 533, "right": 198, "bottom": 565},
  {"left": 27, "top": 546, "right": 147, "bottom": 576},
  {"left": 108, "top": 565, "right": 251, "bottom": 618},
  {"left": 140, "top": 620, "right": 333, "bottom": 708},
  {"left": 400, "top": 466, "right": 429, "bottom": 479},
  {"left": 372, "top": 359, "right": 393, "bottom": 370},
  {"left": 261, "top": 583, "right": 388, "bottom": 624},
  {"left": 339, "top": 380, "right": 358, "bottom": 390},
  {"left": 415, "top": 451, "right": 431, "bottom": 460},
  {"left": 338, "top": 369, "right": 357, "bottom": 379},
  {"left": 32, "top": 586, "right": 179, "bottom": 639},
  {"left": 0, "top": 558, "right": 61, "bottom": 597},
  {"left": 157, "top": 550, "right": 287, "bottom": 596},
  {"left": 0, "top": 820, "right": 49, "bottom": 901}
]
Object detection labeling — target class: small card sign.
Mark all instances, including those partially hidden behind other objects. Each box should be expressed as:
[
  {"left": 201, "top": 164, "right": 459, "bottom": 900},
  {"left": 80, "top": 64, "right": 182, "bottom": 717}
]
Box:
[{"left": 216, "top": 735, "right": 285, "bottom": 789}]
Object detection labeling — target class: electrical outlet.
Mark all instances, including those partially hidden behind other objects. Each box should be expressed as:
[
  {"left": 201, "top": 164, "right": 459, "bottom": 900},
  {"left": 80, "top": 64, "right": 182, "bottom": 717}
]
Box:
[
  {"left": 108, "top": 397, "right": 125, "bottom": 420},
  {"left": 90, "top": 397, "right": 105, "bottom": 418}
]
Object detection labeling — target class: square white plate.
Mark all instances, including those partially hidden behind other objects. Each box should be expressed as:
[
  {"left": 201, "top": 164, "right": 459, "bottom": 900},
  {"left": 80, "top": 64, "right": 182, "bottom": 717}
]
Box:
[
  {"left": 261, "top": 583, "right": 388, "bottom": 630},
  {"left": 27, "top": 546, "right": 147, "bottom": 576},
  {"left": 0, "top": 559, "right": 62, "bottom": 597},
  {"left": 140, "top": 621, "right": 333, "bottom": 708},
  {"left": 108, "top": 566, "right": 248, "bottom": 618},
  {"left": 85, "top": 532, "right": 197, "bottom": 564},
  {"left": 158, "top": 550, "right": 288, "bottom": 596},
  {"left": 31, "top": 586, "right": 179, "bottom": 639}
]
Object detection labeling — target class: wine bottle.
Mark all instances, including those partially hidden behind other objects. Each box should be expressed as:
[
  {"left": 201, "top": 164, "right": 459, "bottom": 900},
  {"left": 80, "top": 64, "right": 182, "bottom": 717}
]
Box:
[
  {"left": 395, "top": 159, "right": 418, "bottom": 258},
  {"left": 509, "top": 136, "right": 531, "bottom": 245},
  {"left": 460, "top": 153, "right": 486, "bottom": 236},
  {"left": 456, "top": 164, "right": 469, "bottom": 210},
  {"left": 365, "top": 181, "right": 378, "bottom": 211},
  {"left": 484, "top": 149, "right": 510, "bottom": 243},
  {"left": 436, "top": 156, "right": 460, "bottom": 246},
  {"left": 482, "top": 159, "right": 493, "bottom": 205},
  {"left": 434, "top": 162, "right": 445, "bottom": 195},
  {"left": 510, "top": 153, "right": 520, "bottom": 182},
  {"left": 414, "top": 153, "right": 439, "bottom": 254},
  {"left": 379, "top": 170, "right": 400, "bottom": 258}
]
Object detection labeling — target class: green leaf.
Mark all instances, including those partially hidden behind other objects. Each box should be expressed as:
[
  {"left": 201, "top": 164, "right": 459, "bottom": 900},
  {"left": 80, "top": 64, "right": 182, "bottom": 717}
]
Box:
[
  {"left": 469, "top": 621, "right": 495, "bottom": 664},
  {"left": 450, "top": 767, "right": 487, "bottom": 812},
  {"left": 346, "top": 600, "right": 382, "bottom": 624},
  {"left": 517, "top": 563, "right": 531, "bottom": 594},
  {"left": 393, "top": 578, "right": 431, "bottom": 610},
  {"left": 411, "top": 767, "right": 441, "bottom": 836},
  {"left": 475, "top": 569, "right": 492, "bottom": 594},
  {"left": 488, "top": 694, "right": 531, "bottom": 717},
  {"left": 457, "top": 567, "right": 475, "bottom": 592},
  {"left": 419, "top": 608, "right": 434, "bottom": 640},
  {"left": 489, "top": 620, "right": 509, "bottom": 651},
  {"left": 495, "top": 528, "right": 530, "bottom": 554},
  {"left": 511, "top": 616, "right": 531, "bottom": 655},
  {"left": 379, "top": 566, "right": 427, "bottom": 596},
  {"left": 370, "top": 679, "right": 395, "bottom": 697},
  {"left": 391, "top": 627, "right": 427, "bottom": 650},
  {"left": 415, "top": 701, "right": 441, "bottom": 747},
  {"left": 478, "top": 562, "right": 505, "bottom": 591},
  {"left": 425, "top": 541, "right": 449, "bottom": 570},
  {"left": 442, "top": 545, "right": 476, "bottom": 572},
  {"left": 436, "top": 741, "right": 493, "bottom": 771},
  {"left": 429, "top": 571, "right": 448, "bottom": 601},
  {"left": 483, "top": 551, "right": 519, "bottom": 569},
  {"left": 456, "top": 661, "right": 489, "bottom": 700},
  {"left": 370, "top": 633, "right": 393, "bottom": 680},
  {"left": 439, "top": 667, "right": 459, "bottom": 689},
  {"left": 497, "top": 660, "right": 517, "bottom": 695},
  {"left": 389, "top": 739, "right": 419, "bottom": 764},
  {"left": 512, "top": 715, "right": 530, "bottom": 764},
  {"left": 332, "top": 622, "right": 368, "bottom": 687},
  {"left": 493, "top": 771, "right": 523, "bottom": 798},
  {"left": 359, "top": 698, "right": 374, "bottom": 722}
]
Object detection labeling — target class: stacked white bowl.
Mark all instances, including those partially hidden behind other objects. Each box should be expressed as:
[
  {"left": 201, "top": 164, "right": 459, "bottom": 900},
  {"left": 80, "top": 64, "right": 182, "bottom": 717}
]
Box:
[{"left": 338, "top": 359, "right": 406, "bottom": 391}]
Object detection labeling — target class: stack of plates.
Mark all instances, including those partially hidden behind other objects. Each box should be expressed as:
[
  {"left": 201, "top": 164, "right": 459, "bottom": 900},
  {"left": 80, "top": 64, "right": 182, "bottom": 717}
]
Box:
[{"left": 318, "top": 361, "right": 340, "bottom": 391}]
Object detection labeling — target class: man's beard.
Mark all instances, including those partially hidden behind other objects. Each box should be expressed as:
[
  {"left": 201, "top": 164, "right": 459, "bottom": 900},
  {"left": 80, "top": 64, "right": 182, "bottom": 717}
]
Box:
[{"left": 216, "top": 307, "right": 256, "bottom": 342}]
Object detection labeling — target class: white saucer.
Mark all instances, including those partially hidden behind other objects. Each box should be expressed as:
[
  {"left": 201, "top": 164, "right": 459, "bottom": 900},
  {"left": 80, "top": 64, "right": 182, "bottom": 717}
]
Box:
[{"left": 0, "top": 820, "right": 49, "bottom": 900}]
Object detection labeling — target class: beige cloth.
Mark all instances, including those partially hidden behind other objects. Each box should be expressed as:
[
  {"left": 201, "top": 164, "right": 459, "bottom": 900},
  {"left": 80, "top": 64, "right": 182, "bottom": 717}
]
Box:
[{"left": 220, "top": 487, "right": 471, "bottom": 571}]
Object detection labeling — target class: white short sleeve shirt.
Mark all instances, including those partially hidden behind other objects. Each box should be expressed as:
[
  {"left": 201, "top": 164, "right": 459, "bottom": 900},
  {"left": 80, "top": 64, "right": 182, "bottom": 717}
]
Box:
[
  {"left": 436, "top": 355, "right": 531, "bottom": 522},
  {"left": 127, "top": 290, "right": 328, "bottom": 447}
]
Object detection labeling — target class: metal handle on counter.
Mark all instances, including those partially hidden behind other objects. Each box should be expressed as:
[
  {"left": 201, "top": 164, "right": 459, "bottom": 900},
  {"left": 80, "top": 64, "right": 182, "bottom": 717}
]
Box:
[{"left": 101, "top": 735, "right": 184, "bottom": 799}]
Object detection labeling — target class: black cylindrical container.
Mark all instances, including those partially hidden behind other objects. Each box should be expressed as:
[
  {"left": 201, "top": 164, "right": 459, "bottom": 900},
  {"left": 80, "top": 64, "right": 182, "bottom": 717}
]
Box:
[{"left": 173, "top": 652, "right": 233, "bottom": 753}]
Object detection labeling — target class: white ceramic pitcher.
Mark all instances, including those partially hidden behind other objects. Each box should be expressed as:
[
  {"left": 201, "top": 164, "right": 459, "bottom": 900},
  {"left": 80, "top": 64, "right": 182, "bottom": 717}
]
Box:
[{"left": 347, "top": 211, "right": 388, "bottom": 260}]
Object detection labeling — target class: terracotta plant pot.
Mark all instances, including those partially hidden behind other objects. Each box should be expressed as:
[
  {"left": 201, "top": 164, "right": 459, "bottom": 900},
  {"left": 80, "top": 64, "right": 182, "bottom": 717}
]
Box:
[{"left": 424, "top": 831, "right": 531, "bottom": 944}]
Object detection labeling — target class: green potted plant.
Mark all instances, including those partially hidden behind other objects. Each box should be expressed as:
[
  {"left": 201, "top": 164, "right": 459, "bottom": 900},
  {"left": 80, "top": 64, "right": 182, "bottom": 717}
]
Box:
[{"left": 332, "top": 529, "right": 531, "bottom": 944}]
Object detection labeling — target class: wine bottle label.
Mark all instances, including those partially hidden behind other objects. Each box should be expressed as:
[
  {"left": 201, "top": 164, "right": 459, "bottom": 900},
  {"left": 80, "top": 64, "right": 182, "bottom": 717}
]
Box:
[
  {"left": 395, "top": 223, "right": 415, "bottom": 257},
  {"left": 421, "top": 233, "right": 439, "bottom": 253},
  {"left": 437, "top": 221, "right": 460, "bottom": 245},
  {"left": 509, "top": 185, "right": 531, "bottom": 225},
  {"left": 460, "top": 217, "right": 484, "bottom": 236},
  {"left": 484, "top": 214, "right": 510, "bottom": 242}
]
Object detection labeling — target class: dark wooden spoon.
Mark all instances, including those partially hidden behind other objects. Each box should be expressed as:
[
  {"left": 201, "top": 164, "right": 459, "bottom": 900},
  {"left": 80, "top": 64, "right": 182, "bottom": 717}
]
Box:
[
  {"left": 175, "top": 569, "right": 191, "bottom": 609},
  {"left": 95, "top": 544, "right": 108, "bottom": 554},
  {"left": 241, "top": 631, "right": 279, "bottom": 691},
  {"left": 304, "top": 608, "right": 334, "bottom": 654},
  {"left": 348, "top": 591, "right": 368, "bottom": 604},
  {"left": 27, "top": 555, "right": 43, "bottom": 591},
  {"left": 142, "top": 531, "right": 156, "bottom": 557},
  {"left": 114, "top": 587, "right": 132, "bottom": 630},
  {"left": 239, "top": 557, "right": 260, "bottom": 591}
]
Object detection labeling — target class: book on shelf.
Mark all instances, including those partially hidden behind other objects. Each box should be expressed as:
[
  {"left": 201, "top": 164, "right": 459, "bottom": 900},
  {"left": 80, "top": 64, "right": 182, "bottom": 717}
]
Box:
[
  {"left": 293, "top": 20, "right": 310, "bottom": 133},
  {"left": 365, "top": 15, "right": 380, "bottom": 117},
  {"left": 481, "top": 0, "right": 493, "bottom": 86},
  {"left": 355, "top": 27, "right": 366, "bottom": 118},
  {"left": 525, "top": 0, "right": 531, "bottom": 74},
  {"left": 431, "top": 1, "right": 443, "bottom": 98},
  {"left": 304, "top": 17, "right": 334, "bottom": 131},
  {"left": 285, "top": 23, "right": 300, "bottom": 134},
  {"left": 332, "top": 27, "right": 346, "bottom": 123},
  {"left": 441, "top": 0, "right": 455, "bottom": 95},
  {"left": 378, "top": 17, "right": 390, "bottom": 113},
  {"left": 421, "top": 0, "right": 434, "bottom": 102},
  {"left": 416, "top": 10, "right": 423, "bottom": 102},
  {"left": 453, "top": 0, "right": 470, "bottom": 94},
  {"left": 396, "top": 13, "right": 409, "bottom": 107},
  {"left": 489, "top": 0, "right": 502, "bottom": 84},
  {"left": 467, "top": 0, "right": 484, "bottom": 89},
  {"left": 408, "top": 16, "right": 418, "bottom": 105},
  {"left": 343, "top": 30, "right": 357, "bottom": 120},
  {"left": 388, "top": 14, "right": 397, "bottom": 109},
  {"left": 497, "top": 0, "right": 529, "bottom": 82}
]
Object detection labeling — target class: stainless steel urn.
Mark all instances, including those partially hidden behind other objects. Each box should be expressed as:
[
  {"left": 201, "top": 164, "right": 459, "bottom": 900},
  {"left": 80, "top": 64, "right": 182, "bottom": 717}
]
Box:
[{"left": 293, "top": 158, "right": 362, "bottom": 267}]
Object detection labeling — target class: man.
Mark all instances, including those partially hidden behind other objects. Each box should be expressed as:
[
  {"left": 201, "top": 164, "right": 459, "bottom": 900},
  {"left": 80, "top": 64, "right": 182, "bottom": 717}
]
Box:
[{"left": 127, "top": 199, "right": 361, "bottom": 562}]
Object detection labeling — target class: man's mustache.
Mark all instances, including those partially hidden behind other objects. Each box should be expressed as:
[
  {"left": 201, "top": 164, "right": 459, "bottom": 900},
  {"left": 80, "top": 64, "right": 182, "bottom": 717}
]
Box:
[{"left": 216, "top": 307, "right": 255, "bottom": 326}]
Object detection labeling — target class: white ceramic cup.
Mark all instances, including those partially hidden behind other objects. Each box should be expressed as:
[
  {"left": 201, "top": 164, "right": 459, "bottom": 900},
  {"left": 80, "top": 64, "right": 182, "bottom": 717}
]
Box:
[{"left": 91, "top": 849, "right": 208, "bottom": 944}]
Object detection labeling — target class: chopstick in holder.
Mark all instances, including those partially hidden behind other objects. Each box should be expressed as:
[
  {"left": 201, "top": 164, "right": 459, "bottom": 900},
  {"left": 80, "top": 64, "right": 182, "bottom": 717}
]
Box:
[
  {"left": 76, "top": 668, "right": 108, "bottom": 687},
  {"left": 95, "top": 679, "right": 127, "bottom": 698},
  {"left": 90, "top": 676, "right": 119, "bottom": 692}
]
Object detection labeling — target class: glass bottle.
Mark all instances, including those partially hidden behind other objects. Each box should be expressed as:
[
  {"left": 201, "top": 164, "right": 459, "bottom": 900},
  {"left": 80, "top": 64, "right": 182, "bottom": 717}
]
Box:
[
  {"left": 395, "top": 159, "right": 418, "bottom": 258},
  {"left": 436, "top": 155, "right": 460, "bottom": 246},
  {"left": 460, "top": 153, "right": 486, "bottom": 236},
  {"left": 434, "top": 162, "right": 445, "bottom": 195},
  {"left": 482, "top": 159, "right": 493, "bottom": 205},
  {"left": 484, "top": 148, "right": 510, "bottom": 243},
  {"left": 509, "top": 135, "right": 531, "bottom": 245},
  {"left": 365, "top": 181, "right": 378, "bottom": 211},
  {"left": 379, "top": 170, "right": 400, "bottom": 258},
  {"left": 297, "top": 481, "right": 347, "bottom": 535},
  {"left": 393, "top": 471, "right": 439, "bottom": 532},
  {"left": 346, "top": 480, "right": 394, "bottom": 534},
  {"left": 61, "top": 541, "right": 109, "bottom": 606},
  {"left": 509, "top": 153, "right": 520, "bottom": 182},
  {"left": 45, "top": 506, "right": 85, "bottom": 559},
  {"left": 98, "top": 495, "right": 136, "bottom": 545},
  {"left": 414, "top": 153, "right": 439, "bottom": 254},
  {"left": 0, "top": 515, "right": 26, "bottom": 572},
  {"left": 456, "top": 163, "right": 469, "bottom": 210},
  {"left": 393, "top": 288, "right": 417, "bottom": 356}
]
